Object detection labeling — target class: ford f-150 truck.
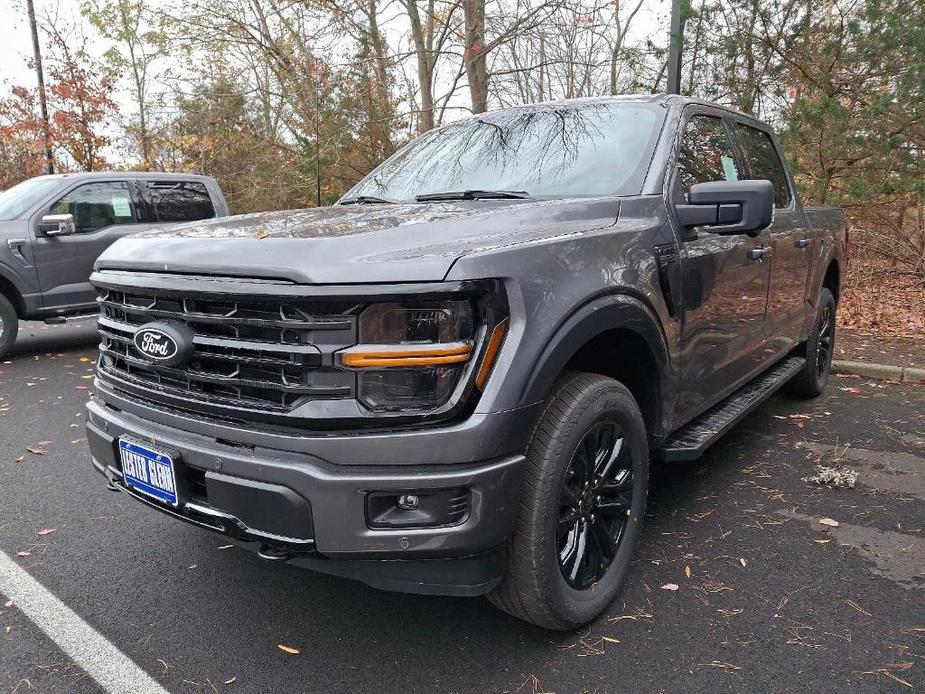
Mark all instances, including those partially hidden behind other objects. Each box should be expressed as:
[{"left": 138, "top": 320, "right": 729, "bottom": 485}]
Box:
[
  {"left": 0, "top": 172, "right": 228, "bottom": 357},
  {"left": 85, "top": 95, "right": 846, "bottom": 630}
]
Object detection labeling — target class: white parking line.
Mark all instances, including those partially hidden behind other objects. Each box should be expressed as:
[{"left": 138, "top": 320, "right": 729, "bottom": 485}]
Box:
[{"left": 0, "top": 549, "right": 169, "bottom": 694}]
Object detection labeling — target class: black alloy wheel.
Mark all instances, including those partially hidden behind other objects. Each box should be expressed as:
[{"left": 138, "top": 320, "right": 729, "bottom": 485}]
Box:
[
  {"left": 816, "top": 303, "right": 834, "bottom": 379},
  {"left": 557, "top": 419, "right": 633, "bottom": 590},
  {"left": 788, "top": 287, "right": 837, "bottom": 398},
  {"left": 489, "top": 371, "right": 649, "bottom": 630}
]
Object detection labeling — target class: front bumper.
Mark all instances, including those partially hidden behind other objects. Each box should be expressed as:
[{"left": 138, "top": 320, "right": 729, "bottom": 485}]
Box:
[{"left": 86, "top": 398, "right": 525, "bottom": 596}]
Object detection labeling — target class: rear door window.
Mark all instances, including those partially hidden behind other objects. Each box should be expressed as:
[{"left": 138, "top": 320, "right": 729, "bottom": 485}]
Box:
[
  {"left": 48, "top": 181, "right": 136, "bottom": 233},
  {"left": 676, "top": 115, "right": 741, "bottom": 198},
  {"left": 147, "top": 181, "right": 215, "bottom": 222},
  {"left": 732, "top": 124, "right": 791, "bottom": 208}
]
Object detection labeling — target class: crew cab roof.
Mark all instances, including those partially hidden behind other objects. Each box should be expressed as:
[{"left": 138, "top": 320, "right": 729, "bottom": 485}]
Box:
[
  {"left": 490, "top": 94, "right": 769, "bottom": 128},
  {"left": 26, "top": 171, "right": 217, "bottom": 182}
]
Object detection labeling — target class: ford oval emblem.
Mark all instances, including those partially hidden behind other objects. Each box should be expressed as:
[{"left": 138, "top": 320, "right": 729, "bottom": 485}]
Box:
[{"left": 133, "top": 322, "right": 195, "bottom": 367}]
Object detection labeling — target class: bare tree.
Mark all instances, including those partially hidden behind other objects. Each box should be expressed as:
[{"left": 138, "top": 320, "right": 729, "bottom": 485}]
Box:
[
  {"left": 402, "top": 0, "right": 462, "bottom": 131},
  {"left": 85, "top": 0, "right": 166, "bottom": 169}
]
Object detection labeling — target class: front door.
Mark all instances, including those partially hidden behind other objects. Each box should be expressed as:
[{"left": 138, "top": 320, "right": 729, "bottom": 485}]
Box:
[
  {"left": 671, "top": 112, "right": 772, "bottom": 421},
  {"left": 30, "top": 180, "right": 143, "bottom": 313},
  {"left": 730, "top": 122, "right": 812, "bottom": 356}
]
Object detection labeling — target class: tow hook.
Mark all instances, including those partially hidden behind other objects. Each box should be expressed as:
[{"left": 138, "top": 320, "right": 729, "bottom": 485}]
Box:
[{"left": 257, "top": 544, "right": 293, "bottom": 562}]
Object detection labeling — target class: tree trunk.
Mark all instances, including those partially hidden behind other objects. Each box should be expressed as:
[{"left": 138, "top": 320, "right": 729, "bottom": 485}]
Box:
[
  {"left": 118, "top": 0, "right": 150, "bottom": 170},
  {"left": 404, "top": 0, "right": 436, "bottom": 131},
  {"left": 365, "top": 0, "right": 393, "bottom": 151},
  {"left": 463, "top": 0, "right": 488, "bottom": 114}
]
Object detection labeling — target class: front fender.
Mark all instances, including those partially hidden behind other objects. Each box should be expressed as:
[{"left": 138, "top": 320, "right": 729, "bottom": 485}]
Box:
[
  {"left": 0, "top": 262, "right": 38, "bottom": 316},
  {"left": 520, "top": 291, "right": 670, "bottom": 422}
]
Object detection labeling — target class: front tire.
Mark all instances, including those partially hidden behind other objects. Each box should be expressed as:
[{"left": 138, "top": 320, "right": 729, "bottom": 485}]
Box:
[
  {"left": 0, "top": 294, "right": 18, "bottom": 358},
  {"left": 488, "top": 372, "right": 649, "bottom": 630},
  {"left": 789, "top": 288, "right": 836, "bottom": 398}
]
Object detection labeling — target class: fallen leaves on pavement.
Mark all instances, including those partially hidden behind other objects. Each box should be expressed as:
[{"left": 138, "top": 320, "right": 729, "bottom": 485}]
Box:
[
  {"left": 803, "top": 466, "right": 859, "bottom": 489},
  {"left": 845, "top": 599, "right": 872, "bottom": 616},
  {"left": 819, "top": 517, "right": 840, "bottom": 527},
  {"left": 854, "top": 668, "right": 914, "bottom": 689},
  {"left": 699, "top": 660, "right": 742, "bottom": 671},
  {"left": 557, "top": 629, "right": 622, "bottom": 657},
  {"left": 277, "top": 644, "right": 300, "bottom": 655},
  {"left": 36, "top": 528, "right": 56, "bottom": 536}
]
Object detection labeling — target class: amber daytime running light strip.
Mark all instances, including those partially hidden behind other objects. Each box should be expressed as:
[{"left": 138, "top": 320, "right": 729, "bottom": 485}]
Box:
[
  {"left": 475, "top": 320, "right": 508, "bottom": 389},
  {"left": 341, "top": 341, "right": 474, "bottom": 368},
  {"left": 342, "top": 320, "right": 509, "bottom": 388}
]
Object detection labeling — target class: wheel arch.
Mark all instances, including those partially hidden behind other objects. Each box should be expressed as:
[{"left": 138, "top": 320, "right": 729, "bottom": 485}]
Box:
[
  {"left": 822, "top": 258, "right": 841, "bottom": 306},
  {"left": 520, "top": 293, "right": 671, "bottom": 440}
]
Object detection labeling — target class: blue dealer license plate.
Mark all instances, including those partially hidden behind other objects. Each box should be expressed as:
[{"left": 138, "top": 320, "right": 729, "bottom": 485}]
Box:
[{"left": 118, "top": 439, "right": 179, "bottom": 506}]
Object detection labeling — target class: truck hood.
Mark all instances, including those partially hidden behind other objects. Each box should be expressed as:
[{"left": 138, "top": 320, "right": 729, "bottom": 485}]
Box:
[{"left": 96, "top": 198, "right": 620, "bottom": 284}]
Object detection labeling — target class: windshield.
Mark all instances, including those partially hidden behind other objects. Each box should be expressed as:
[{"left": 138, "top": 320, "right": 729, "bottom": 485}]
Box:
[
  {"left": 0, "top": 177, "right": 61, "bottom": 221},
  {"left": 343, "top": 101, "right": 665, "bottom": 202}
]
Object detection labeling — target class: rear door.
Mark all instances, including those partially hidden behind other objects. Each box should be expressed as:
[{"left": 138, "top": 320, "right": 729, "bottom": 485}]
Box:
[
  {"left": 30, "top": 180, "right": 146, "bottom": 312},
  {"left": 670, "top": 110, "right": 773, "bottom": 421},
  {"left": 730, "top": 122, "right": 811, "bottom": 354},
  {"left": 141, "top": 180, "right": 217, "bottom": 223}
]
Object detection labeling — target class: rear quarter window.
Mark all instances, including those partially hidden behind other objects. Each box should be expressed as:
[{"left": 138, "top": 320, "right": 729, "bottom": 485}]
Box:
[
  {"left": 147, "top": 181, "right": 215, "bottom": 222},
  {"left": 732, "top": 124, "right": 791, "bottom": 208}
]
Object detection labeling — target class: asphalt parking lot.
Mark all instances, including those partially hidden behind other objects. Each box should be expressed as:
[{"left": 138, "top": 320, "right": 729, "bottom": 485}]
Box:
[{"left": 1, "top": 321, "right": 923, "bottom": 693}]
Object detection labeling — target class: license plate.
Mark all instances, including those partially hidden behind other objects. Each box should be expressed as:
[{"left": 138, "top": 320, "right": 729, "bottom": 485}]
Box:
[{"left": 118, "top": 439, "right": 179, "bottom": 506}]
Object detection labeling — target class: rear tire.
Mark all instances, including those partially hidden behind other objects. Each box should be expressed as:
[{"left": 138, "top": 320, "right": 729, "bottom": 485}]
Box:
[
  {"left": 488, "top": 372, "right": 649, "bottom": 630},
  {"left": 0, "top": 293, "right": 18, "bottom": 358},
  {"left": 788, "top": 288, "right": 836, "bottom": 398}
]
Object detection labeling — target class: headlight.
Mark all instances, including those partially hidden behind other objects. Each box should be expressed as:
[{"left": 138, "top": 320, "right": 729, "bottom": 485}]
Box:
[{"left": 341, "top": 301, "right": 478, "bottom": 412}]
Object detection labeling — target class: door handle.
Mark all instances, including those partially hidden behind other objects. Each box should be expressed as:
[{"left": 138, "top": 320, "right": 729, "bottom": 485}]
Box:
[
  {"left": 795, "top": 238, "right": 811, "bottom": 248},
  {"left": 747, "top": 247, "right": 767, "bottom": 261}
]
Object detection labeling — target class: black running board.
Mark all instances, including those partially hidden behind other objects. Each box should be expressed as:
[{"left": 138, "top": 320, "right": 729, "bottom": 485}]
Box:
[{"left": 662, "top": 356, "right": 805, "bottom": 462}]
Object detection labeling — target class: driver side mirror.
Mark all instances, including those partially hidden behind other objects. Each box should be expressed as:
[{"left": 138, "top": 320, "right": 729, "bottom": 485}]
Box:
[
  {"left": 676, "top": 180, "right": 773, "bottom": 235},
  {"left": 39, "top": 213, "right": 76, "bottom": 237}
]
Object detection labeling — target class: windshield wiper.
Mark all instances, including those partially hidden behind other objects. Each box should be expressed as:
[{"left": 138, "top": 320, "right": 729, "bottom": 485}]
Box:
[
  {"left": 338, "top": 195, "right": 395, "bottom": 205},
  {"left": 414, "top": 189, "right": 530, "bottom": 202}
]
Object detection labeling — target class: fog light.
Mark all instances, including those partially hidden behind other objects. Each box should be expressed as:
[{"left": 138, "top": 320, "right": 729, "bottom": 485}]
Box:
[
  {"left": 366, "top": 489, "right": 470, "bottom": 529},
  {"left": 397, "top": 494, "right": 420, "bottom": 510}
]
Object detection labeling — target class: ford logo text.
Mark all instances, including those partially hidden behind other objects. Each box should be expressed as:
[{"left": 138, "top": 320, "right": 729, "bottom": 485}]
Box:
[{"left": 132, "top": 322, "right": 195, "bottom": 367}]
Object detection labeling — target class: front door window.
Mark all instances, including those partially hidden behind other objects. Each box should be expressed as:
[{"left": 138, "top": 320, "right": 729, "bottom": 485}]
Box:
[{"left": 49, "top": 182, "right": 136, "bottom": 233}]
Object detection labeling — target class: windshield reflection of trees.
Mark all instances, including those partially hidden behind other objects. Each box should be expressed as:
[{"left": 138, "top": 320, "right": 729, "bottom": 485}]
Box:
[{"left": 362, "top": 103, "right": 636, "bottom": 199}]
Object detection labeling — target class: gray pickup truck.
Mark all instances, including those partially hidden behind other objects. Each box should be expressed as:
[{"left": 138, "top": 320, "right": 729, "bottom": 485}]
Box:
[
  {"left": 85, "top": 95, "right": 845, "bottom": 630},
  {"left": 0, "top": 172, "right": 228, "bottom": 356}
]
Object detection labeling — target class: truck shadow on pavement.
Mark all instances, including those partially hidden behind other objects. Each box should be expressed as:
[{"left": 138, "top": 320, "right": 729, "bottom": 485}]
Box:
[{"left": 6, "top": 321, "right": 99, "bottom": 359}]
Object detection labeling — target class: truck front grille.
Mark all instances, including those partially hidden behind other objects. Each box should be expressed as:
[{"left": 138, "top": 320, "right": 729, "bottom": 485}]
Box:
[{"left": 96, "top": 287, "right": 358, "bottom": 414}]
